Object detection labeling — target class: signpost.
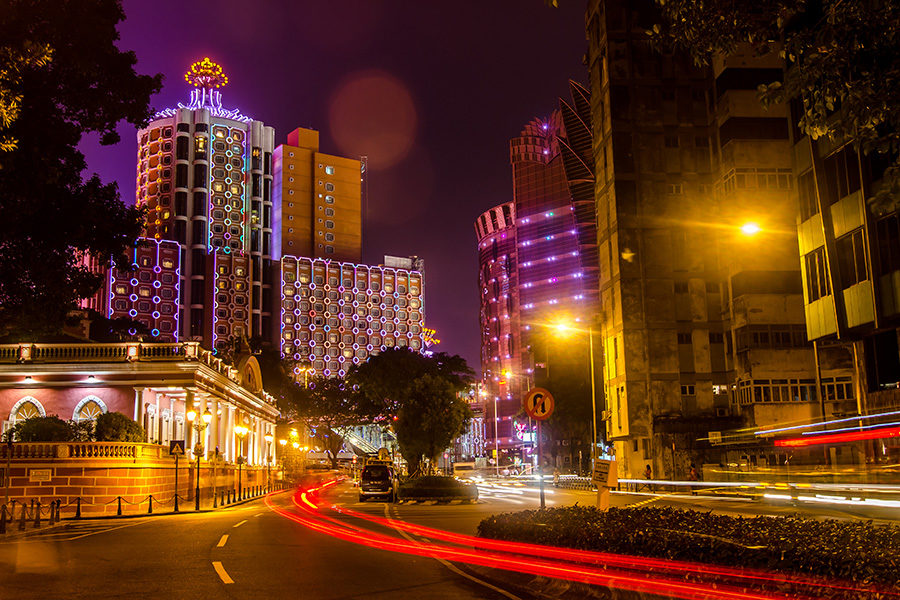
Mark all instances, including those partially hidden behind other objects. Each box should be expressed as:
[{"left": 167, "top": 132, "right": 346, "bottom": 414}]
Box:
[
  {"left": 523, "top": 388, "right": 554, "bottom": 509},
  {"left": 170, "top": 440, "right": 185, "bottom": 512},
  {"left": 591, "top": 458, "right": 618, "bottom": 511}
]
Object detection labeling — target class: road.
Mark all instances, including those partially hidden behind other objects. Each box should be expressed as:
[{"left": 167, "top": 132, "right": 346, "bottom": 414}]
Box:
[{"left": 1, "top": 478, "right": 896, "bottom": 600}]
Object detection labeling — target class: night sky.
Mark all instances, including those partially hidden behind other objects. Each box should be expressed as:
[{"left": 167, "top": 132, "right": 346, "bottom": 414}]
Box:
[{"left": 81, "top": 1, "right": 588, "bottom": 370}]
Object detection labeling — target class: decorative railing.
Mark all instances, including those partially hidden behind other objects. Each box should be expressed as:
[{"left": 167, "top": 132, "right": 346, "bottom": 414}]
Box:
[{"left": 0, "top": 442, "right": 157, "bottom": 460}]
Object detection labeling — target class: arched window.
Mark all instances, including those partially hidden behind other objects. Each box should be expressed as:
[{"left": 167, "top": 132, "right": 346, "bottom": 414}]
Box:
[
  {"left": 10, "top": 396, "right": 45, "bottom": 421},
  {"left": 73, "top": 396, "right": 107, "bottom": 422}
]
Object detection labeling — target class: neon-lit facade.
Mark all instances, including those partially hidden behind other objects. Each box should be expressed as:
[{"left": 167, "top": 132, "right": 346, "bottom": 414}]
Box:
[
  {"left": 474, "top": 81, "right": 598, "bottom": 452},
  {"left": 134, "top": 59, "right": 275, "bottom": 351},
  {"left": 107, "top": 238, "right": 181, "bottom": 341},
  {"left": 280, "top": 256, "right": 425, "bottom": 377}
]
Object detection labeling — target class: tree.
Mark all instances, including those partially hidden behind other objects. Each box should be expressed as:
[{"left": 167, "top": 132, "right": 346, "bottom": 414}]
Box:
[
  {"left": 95, "top": 411, "right": 145, "bottom": 442},
  {"left": 0, "top": 0, "right": 163, "bottom": 339},
  {"left": 5, "top": 415, "right": 73, "bottom": 442},
  {"left": 647, "top": 0, "right": 900, "bottom": 212},
  {"left": 348, "top": 348, "right": 475, "bottom": 422},
  {"left": 394, "top": 374, "right": 473, "bottom": 475},
  {"left": 280, "top": 375, "right": 364, "bottom": 469}
]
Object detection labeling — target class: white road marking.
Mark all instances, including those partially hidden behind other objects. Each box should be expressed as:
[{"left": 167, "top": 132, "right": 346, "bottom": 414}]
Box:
[
  {"left": 232, "top": 519, "right": 247, "bottom": 528},
  {"left": 382, "top": 504, "right": 522, "bottom": 600},
  {"left": 212, "top": 561, "right": 234, "bottom": 584},
  {"left": 254, "top": 512, "right": 263, "bottom": 517},
  {"left": 216, "top": 534, "right": 228, "bottom": 547}
]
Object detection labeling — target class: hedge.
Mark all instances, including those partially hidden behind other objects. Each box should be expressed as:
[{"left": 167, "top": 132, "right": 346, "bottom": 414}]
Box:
[
  {"left": 477, "top": 505, "right": 900, "bottom": 598},
  {"left": 399, "top": 476, "right": 478, "bottom": 500}
]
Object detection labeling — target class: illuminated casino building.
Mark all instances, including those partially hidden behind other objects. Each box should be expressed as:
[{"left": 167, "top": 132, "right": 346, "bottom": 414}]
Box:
[
  {"left": 134, "top": 58, "right": 275, "bottom": 351},
  {"left": 106, "top": 239, "right": 182, "bottom": 341},
  {"left": 475, "top": 81, "right": 598, "bottom": 452},
  {"left": 279, "top": 256, "right": 425, "bottom": 378}
]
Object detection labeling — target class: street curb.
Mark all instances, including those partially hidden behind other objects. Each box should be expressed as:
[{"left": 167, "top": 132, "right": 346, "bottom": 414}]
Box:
[{"left": 0, "top": 490, "right": 290, "bottom": 540}]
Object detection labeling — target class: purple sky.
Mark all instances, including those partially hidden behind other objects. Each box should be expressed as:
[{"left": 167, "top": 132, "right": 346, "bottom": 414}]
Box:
[{"left": 81, "top": 1, "right": 587, "bottom": 370}]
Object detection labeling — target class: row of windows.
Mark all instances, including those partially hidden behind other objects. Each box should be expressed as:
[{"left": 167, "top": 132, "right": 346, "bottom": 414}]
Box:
[
  {"left": 9, "top": 396, "right": 107, "bottom": 423},
  {"left": 735, "top": 378, "right": 853, "bottom": 405},
  {"left": 282, "top": 272, "right": 419, "bottom": 295}
]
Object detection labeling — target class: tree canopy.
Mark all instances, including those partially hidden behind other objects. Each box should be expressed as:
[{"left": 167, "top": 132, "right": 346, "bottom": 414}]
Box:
[
  {"left": 649, "top": 0, "right": 900, "bottom": 212},
  {"left": 394, "top": 374, "right": 473, "bottom": 475},
  {"left": 0, "top": 0, "right": 162, "bottom": 339}
]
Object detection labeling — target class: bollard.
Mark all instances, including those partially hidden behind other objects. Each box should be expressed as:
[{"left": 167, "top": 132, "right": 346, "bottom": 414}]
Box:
[
  {"left": 117, "top": 496, "right": 122, "bottom": 516},
  {"left": 34, "top": 501, "right": 41, "bottom": 528},
  {"left": 55, "top": 499, "right": 61, "bottom": 523},
  {"left": 75, "top": 497, "right": 81, "bottom": 519},
  {"left": 18, "top": 503, "right": 26, "bottom": 531},
  {"left": 174, "top": 493, "right": 179, "bottom": 513},
  {"left": 48, "top": 501, "right": 55, "bottom": 525},
  {"left": 148, "top": 495, "right": 153, "bottom": 514},
  {"left": 0, "top": 504, "right": 6, "bottom": 534}
]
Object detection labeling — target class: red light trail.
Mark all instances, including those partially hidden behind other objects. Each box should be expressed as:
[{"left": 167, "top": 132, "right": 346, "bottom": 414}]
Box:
[
  {"left": 776, "top": 426, "right": 900, "bottom": 447},
  {"left": 265, "top": 481, "right": 898, "bottom": 600}
]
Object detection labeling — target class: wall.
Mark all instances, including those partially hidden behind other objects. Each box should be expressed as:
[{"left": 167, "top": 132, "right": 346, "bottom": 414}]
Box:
[{"left": 0, "top": 442, "right": 271, "bottom": 516}]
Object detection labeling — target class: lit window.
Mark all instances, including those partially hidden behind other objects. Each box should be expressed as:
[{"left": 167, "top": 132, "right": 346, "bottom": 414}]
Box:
[
  {"left": 325, "top": 165, "right": 334, "bottom": 175},
  {"left": 325, "top": 195, "right": 335, "bottom": 204}
]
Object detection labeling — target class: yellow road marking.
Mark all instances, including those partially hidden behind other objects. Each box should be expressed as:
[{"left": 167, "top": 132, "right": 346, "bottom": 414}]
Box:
[
  {"left": 216, "top": 534, "right": 228, "bottom": 547},
  {"left": 212, "top": 561, "right": 233, "bottom": 584},
  {"left": 232, "top": 519, "right": 247, "bottom": 528}
]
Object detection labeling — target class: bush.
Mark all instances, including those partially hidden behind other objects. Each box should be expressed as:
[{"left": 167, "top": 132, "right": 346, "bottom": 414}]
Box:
[
  {"left": 6, "top": 415, "right": 74, "bottom": 442},
  {"left": 399, "top": 476, "right": 478, "bottom": 500},
  {"left": 94, "top": 412, "right": 145, "bottom": 442},
  {"left": 477, "top": 505, "right": 900, "bottom": 594}
]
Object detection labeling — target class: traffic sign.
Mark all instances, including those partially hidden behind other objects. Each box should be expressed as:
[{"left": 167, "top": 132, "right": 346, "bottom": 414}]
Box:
[
  {"left": 169, "top": 440, "right": 185, "bottom": 456},
  {"left": 523, "top": 388, "right": 554, "bottom": 421}
]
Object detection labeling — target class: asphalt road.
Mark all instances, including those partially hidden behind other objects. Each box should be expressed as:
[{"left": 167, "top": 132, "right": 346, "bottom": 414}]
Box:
[{"left": 1, "top": 478, "right": 897, "bottom": 600}]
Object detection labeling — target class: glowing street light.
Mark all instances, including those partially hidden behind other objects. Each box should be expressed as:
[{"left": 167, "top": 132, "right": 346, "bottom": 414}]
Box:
[
  {"left": 740, "top": 222, "right": 761, "bottom": 236},
  {"left": 234, "top": 424, "right": 249, "bottom": 500}
]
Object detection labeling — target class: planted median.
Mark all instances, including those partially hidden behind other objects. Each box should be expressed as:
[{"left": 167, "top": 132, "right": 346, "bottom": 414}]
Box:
[
  {"left": 398, "top": 476, "right": 478, "bottom": 502},
  {"left": 477, "top": 505, "right": 900, "bottom": 597}
]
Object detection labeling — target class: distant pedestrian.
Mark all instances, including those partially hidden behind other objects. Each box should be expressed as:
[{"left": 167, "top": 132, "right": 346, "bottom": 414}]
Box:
[
  {"left": 644, "top": 464, "right": 652, "bottom": 491},
  {"left": 688, "top": 463, "right": 699, "bottom": 495}
]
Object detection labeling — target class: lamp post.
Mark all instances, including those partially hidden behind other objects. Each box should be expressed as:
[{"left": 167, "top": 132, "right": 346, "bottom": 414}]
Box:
[
  {"left": 187, "top": 407, "right": 212, "bottom": 511},
  {"left": 264, "top": 432, "right": 274, "bottom": 492},
  {"left": 234, "top": 424, "right": 248, "bottom": 500}
]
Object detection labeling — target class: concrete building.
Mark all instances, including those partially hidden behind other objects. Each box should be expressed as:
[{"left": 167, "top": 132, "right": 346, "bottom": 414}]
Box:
[
  {"left": 134, "top": 58, "right": 275, "bottom": 349},
  {"left": 274, "top": 127, "right": 362, "bottom": 263}
]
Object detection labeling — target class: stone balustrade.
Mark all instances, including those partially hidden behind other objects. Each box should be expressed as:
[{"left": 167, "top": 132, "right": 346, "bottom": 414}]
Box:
[{"left": 0, "top": 442, "right": 162, "bottom": 460}]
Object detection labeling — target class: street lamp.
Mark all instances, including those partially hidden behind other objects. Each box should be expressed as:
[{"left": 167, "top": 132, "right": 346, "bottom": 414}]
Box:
[
  {"left": 264, "top": 432, "right": 274, "bottom": 492},
  {"left": 187, "top": 407, "right": 212, "bottom": 511},
  {"left": 551, "top": 319, "right": 600, "bottom": 472},
  {"left": 278, "top": 438, "right": 287, "bottom": 483},
  {"left": 740, "top": 222, "right": 761, "bottom": 236},
  {"left": 234, "top": 423, "right": 248, "bottom": 500}
]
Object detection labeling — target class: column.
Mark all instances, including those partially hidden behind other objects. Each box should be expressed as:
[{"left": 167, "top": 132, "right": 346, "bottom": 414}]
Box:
[
  {"left": 210, "top": 398, "right": 219, "bottom": 457},
  {"left": 133, "top": 388, "right": 144, "bottom": 425},
  {"left": 156, "top": 394, "right": 163, "bottom": 445}
]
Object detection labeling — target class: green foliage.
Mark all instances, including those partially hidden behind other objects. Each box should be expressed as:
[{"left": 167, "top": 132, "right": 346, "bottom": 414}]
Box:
[
  {"left": 0, "top": 0, "right": 162, "bottom": 338},
  {"left": 281, "top": 375, "right": 363, "bottom": 468},
  {"left": 650, "top": 0, "right": 900, "bottom": 213},
  {"left": 348, "top": 348, "right": 475, "bottom": 421},
  {"left": 478, "top": 505, "right": 900, "bottom": 596},
  {"left": 94, "top": 411, "right": 144, "bottom": 442},
  {"left": 398, "top": 475, "right": 478, "bottom": 500},
  {"left": 394, "top": 374, "right": 473, "bottom": 474},
  {"left": 6, "top": 415, "right": 74, "bottom": 442}
]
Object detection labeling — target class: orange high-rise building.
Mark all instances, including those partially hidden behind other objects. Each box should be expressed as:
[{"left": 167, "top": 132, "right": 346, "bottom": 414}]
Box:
[{"left": 274, "top": 127, "right": 362, "bottom": 263}]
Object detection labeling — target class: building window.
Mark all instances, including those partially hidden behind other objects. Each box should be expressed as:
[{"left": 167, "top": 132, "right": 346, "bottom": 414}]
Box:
[
  {"left": 677, "top": 333, "right": 691, "bottom": 344},
  {"left": 325, "top": 165, "right": 335, "bottom": 175},
  {"left": 325, "top": 245, "right": 334, "bottom": 254},
  {"left": 822, "top": 146, "right": 861, "bottom": 205},
  {"left": 325, "top": 195, "right": 335, "bottom": 204},
  {"left": 836, "top": 228, "right": 867, "bottom": 288},
  {"left": 325, "top": 208, "right": 335, "bottom": 217},
  {"left": 325, "top": 220, "right": 334, "bottom": 229},
  {"left": 325, "top": 233, "right": 335, "bottom": 242},
  {"left": 325, "top": 183, "right": 335, "bottom": 192},
  {"left": 680, "top": 385, "right": 695, "bottom": 396},
  {"left": 73, "top": 396, "right": 107, "bottom": 422},
  {"left": 804, "top": 247, "right": 831, "bottom": 301},
  {"left": 664, "top": 135, "right": 679, "bottom": 148},
  {"left": 798, "top": 170, "right": 818, "bottom": 221}
]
